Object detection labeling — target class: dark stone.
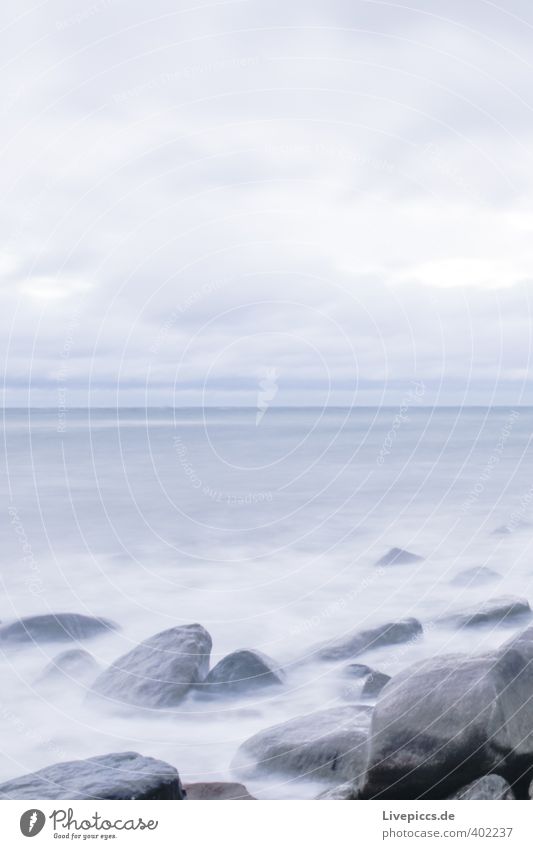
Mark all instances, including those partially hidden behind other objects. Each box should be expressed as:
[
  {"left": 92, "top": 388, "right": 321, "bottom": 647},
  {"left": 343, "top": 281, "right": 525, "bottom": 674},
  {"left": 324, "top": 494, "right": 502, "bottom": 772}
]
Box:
[
  {"left": 376, "top": 548, "right": 424, "bottom": 567},
  {"left": 0, "top": 613, "right": 117, "bottom": 645},
  {"left": 314, "top": 618, "right": 422, "bottom": 662},
  {"left": 89, "top": 623, "right": 212, "bottom": 709},
  {"left": 199, "top": 649, "right": 284, "bottom": 697},
  {"left": 361, "top": 646, "right": 533, "bottom": 799},
  {"left": 233, "top": 705, "right": 372, "bottom": 783},
  {"left": 0, "top": 752, "right": 185, "bottom": 800},
  {"left": 437, "top": 596, "right": 531, "bottom": 629},
  {"left": 450, "top": 775, "right": 514, "bottom": 800},
  {"left": 361, "top": 671, "right": 391, "bottom": 698},
  {"left": 37, "top": 649, "right": 100, "bottom": 687},
  {"left": 184, "top": 782, "right": 255, "bottom": 800},
  {"left": 450, "top": 567, "right": 501, "bottom": 586}
]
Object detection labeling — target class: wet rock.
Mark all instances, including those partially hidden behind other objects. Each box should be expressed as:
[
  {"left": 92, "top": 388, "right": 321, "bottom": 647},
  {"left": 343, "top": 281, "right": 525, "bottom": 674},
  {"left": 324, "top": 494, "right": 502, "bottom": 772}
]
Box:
[
  {"left": 376, "top": 548, "right": 423, "bottom": 567},
  {"left": 199, "top": 650, "right": 284, "bottom": 697},
  {"left": 316, "top": 781, "right": 360, "bottom": 799},
  {"left": 0, "top": 613, "right": 117, "bottom": 645},
  {"left": 233, "top": 705, "right": 372, "bottom": 783},
  {"left": 450, "top": 775, "right": 514, "bottom": 800},
  {"left": 0, "top": 752, "right": 185, "bottom": 800},
  {"left": 450, "top": 566, "right": 501, "bottom": 586},
  {"left": 184, "top": 782, "right": 255, "bottom": 800},
  {"left": 314, "top": 618, "right": 422, "bottom": 662},
  {"left": 89, "top": 623, "right": 212, "bottom": 709},
  {"left": 361, "top": 671, "right": 391, "bottom": 698},
  {"left": 344, "top": 663, "right": 373, "bottom": 679},
  {"left": 361, "top": 647, "right": 533, "bottom": 799},
  {"left": 437, "top": 596, "right": 531, "bottom": 629},
  {"left": 37, "top": 649, "right": 100, "bottom": 687}
]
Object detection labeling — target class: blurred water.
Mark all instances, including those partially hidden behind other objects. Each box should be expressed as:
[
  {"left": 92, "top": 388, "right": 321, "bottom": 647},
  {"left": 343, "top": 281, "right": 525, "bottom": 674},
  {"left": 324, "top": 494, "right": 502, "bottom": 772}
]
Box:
[{"left": 1, "top": 406, "right": 533, "bottom": 798}]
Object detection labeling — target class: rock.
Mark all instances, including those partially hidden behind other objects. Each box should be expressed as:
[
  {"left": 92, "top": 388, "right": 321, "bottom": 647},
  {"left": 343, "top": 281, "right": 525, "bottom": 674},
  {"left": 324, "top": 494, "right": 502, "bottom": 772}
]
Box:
[
  {"left": 314, "top": 618, "right": 422, "bottom": 662},
  {"left": 437, "top": 596, "right": 531, "bottom": 629},
  {"left": 361, "top": 671, "right": 391, "bottom": 698},
  {"left": 316, "top": 781, "right": 360, "bottom": 799},
  {"left": 233, "top": 705, "right": 372, "bottom": 783},
  {"left": 199, "top": 649, "right": 284, "bottom": 697},
  {"left": 184, "top": 782, "right": 255, "bottom": 800},
  {"left": 0, "top": 752, "right": 185, "bottom": 800},
  {"left": 37, "top": 649, "right": 100, "bottom": 687},
  {"left": 0, "top": 613, "right": 117, "bottom": 645},
  {"left": 89, "top": 623, "right": 212, "bottom": 709},
  {"left": 361, "top": 647, "right": 533, "bottom": 799},
  {"left": 450, "top": 566, "right": 501, "bottom": 586},
  {"left": 450, "top": 775, "right": 514, "bottom": 800},
  {"left": 344, "top": 663, "right": 373, "bottom": 679},
  {"left": 376, "top": 548, "right": 423, "bottom": 567}
]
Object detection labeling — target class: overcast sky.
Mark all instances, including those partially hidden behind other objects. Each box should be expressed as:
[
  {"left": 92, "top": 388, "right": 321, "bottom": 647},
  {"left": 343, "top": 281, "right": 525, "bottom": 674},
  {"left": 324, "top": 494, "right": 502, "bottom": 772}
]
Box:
[{"left": 2, "top": 0, "right": 533, "bottom": 406}]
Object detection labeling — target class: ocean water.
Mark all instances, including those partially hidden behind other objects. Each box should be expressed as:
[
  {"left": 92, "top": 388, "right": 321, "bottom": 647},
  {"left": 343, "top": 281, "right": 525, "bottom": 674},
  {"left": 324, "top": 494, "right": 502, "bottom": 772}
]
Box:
[{"left": 2, "top": 406, "right": 533, "bottom": 798}]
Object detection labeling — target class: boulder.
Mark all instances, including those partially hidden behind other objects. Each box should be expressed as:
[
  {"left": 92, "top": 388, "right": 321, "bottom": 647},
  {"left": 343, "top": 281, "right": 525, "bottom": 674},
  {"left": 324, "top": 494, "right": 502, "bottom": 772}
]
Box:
[
  {"left": 184, "top": 782, "right": 255, "bottom": 800},
  {"left": 199, "top": 649, "right": 284, "bottom": 697},
  {"left": 361, "top": 647, "right": 533, "bottom": 799},
  {"left": 233, "top": 705, "right": 372, "bottom": 783},
  {"left": 437, "top": 596, "right": 531, "bottom": 629},
  {"left": 343, "top": 663, "right": 373, "bottom": 679},
  {"left": 316, "top": 781, "right": 360, "bottom": 799},
  {"left": 0, "top": 752, "right": 185, "bottom": 800},
  {"left": 450, "top": 566, "right": 501, "bottom": 586},
  {"left": 450, "top": 775, "right": 514, "bottom": 800},
  {"left": 361, "top": 671, "right": 391, "bottom": 698},
  {"left": 37, "top": 649, "right": 100, "bottom": 687},
  {"left": 89, "top": 623, "right": 212, "bottom": 709},
  {"left": 376, "top": 548, "right": 423, "bottom": 567},
  {"left": 314, "top": 618, "right": 422, "bottom": 662},
  {"left": 0, "top": 613, "right": 117, "bottom": 645}
]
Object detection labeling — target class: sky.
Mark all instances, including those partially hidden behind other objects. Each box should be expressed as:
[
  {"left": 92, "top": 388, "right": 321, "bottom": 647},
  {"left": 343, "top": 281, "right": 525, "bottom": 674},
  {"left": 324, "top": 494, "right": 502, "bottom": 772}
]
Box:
[{"left": 1, "top": 0, "right": 533, "bottom": 407}]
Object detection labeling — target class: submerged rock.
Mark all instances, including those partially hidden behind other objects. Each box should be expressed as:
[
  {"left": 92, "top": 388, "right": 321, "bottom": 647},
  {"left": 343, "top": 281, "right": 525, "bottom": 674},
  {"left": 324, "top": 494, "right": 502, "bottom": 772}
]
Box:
[
  {"left": 233, "top": 705, "right": 372, "bottom": 783},
  {"left": 0, "top": 613, "right": 117, "bottom": 645},
  {"left": 89, "top": 623, "right": 212, "bottom": 709},
  {"left": 450, "top": 566, "right": 501, "bottom": 586},
  {"left": 314, "top": 618, "right": 422, "bottom": 662},
  {"left": 199, "top": 650, "right": 284, "bottom": 697},
  {"left": 361, "top": 645, "right": 533, "bottom": 799},
  {"left": 376, "top": 548, "right": 424, "bottom": 567},
  {"left": 0, "top": 752, "right": 185, "bottom": 800},
  {"left": 184, "top": 782, "right": 255, "bottom": 800},
  {"left": 37, "top": 649, "right": 100, "bottom": 687},
  {"left": 450, "top": 775, "right": 514, "bottom": 800},
  {"left": 344, "top": 663, "right": 373, "bottom": 679},
  {"left": 361, "top": 671, "right": 391, "bottom": 698},
  {"left": 437, "top": 596, "right": 531, "bottom": 629}
]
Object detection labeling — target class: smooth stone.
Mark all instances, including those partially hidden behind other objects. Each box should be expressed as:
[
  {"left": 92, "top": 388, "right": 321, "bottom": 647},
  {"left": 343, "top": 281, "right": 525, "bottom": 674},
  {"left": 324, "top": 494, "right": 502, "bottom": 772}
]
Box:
[
  {"left": 37, "top": 649, "right": 100, "bottom": 687},
  {"left": 0, "top": 613, "right": 117, "bottom": 645},
  {"left": 199, "top": 649, "right": 284, "bottom": 697},
  {"left": 450, "top": 775, "right": 514, "bottom": 800},
  {"left": 316, "top": 781, "right": 360, "bottom": 799},
  {"left": 450, "top": 566, "right": 501, "bottom": 586},
  {"left": 233, "top": 705, "right": 372, "bottom": 783},
  {"left": 184, "top": 782, "right": 255, "bottom": 800},
  {"left": 361, "top": 646, "right": 533, "bottom": 799},
  {"left": 314, "top": 618, "right": 423, "bottom": 662},
  {"left": 89, "top": 623, "right": 212, "bottom": 709},
  {"left": 437, "top": 596, "right": 531, "bottom": 629},
  {"left": 0, "top": 752, "right": 185, "bottom": 800},
  {"left": 376, "top": 548, "right": 424, "bottom": 567},
  {"left": 361, "top": 671, "right": 391, "bottom": 698}
]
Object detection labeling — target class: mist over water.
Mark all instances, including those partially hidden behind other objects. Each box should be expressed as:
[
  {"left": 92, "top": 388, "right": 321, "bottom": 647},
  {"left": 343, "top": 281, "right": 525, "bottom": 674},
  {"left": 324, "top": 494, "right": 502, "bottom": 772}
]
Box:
[{"left": 2, "top": 406, "right": 533, "bottom": 798}]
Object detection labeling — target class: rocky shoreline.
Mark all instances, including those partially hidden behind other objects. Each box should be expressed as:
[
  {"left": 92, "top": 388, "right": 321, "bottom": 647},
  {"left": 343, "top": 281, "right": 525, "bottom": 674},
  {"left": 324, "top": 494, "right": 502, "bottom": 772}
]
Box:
[{"left": 2, "top": 557, "right": 533, "bottom": 801}]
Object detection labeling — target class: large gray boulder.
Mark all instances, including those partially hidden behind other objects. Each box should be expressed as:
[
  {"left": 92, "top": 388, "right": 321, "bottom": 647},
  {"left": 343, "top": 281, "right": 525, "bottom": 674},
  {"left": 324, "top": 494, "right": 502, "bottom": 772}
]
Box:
[
  {"left": 233, "top": 705, "right": 372, "bottom": 783},
  {"left": 376, "top": 548, "right": 423, "bottom": 567},
  {"left": 361, "top": 645, "right": 533, "bottom": 799},
  {"left": 89, "top": 624, "right": 212, "bottom": 709},
  {"left": 37, "top": 649, "right": 100, "bottom": 687},
  {"left": 450, "top": 775, "right": 514, "bottom": 800},
  {"left": 0, "top": 752, "right": 185, "bottom": 799},
  {"left": 437, "top": 596, "right": 531, "bottom": 629},
  {"left": 199, "top": 649, "right": 284, "bottom": 697},
  {"left": 0, "top": 613, "right": 117, "bottom": 645},
  {"left": 184, "top": 782, "right": 255, "bottom": 800},
  {"left": 314, "top": 618, "right": 422, "bottom": 662}
]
